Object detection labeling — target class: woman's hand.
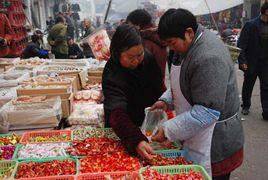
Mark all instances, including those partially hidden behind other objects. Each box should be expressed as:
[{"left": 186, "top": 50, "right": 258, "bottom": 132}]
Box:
[
  {"left": 136, "top": 141, "right": 154, "bottom": 160},
  {"left": 150, "top": 100, "right": 168, "bottom": 111},
  {"left": 151, "top": 128, "right": 167, "bottom": 143}
]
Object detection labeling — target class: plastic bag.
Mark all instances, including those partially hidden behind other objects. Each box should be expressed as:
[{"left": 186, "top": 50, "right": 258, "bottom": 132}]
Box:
[
  {"left": 68, "top": 103, "right": 104, "bottom": 128},
  {"left": 141, "top": 107, "right": 168, "bottom": 141},
  {"left": 0, "top": 96, "right": 62, "bottom": 130}
]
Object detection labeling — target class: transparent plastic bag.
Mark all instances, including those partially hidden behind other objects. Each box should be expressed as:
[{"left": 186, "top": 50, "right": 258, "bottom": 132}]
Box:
[
  {"left": 141, "top": 107, "right": 168, "bottom": 141},
  {"left": 68, "top": 103, "right": 104, "bottom": 128}
]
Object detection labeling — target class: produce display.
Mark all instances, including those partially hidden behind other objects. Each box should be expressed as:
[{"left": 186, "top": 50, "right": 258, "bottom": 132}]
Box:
[
  {"left": 27, "top": 134, "right": 71, "bottom": 143},
  {"left": 80, "top": 152, "right": 141, "bottom": 173},
  {"left": 73, "top": 128, "right": 119, "bottom": 140},
  {"left": 15, "top": 159, "right": 76, "bottom": 178},
  {"left": 0, "top": 134, "right": 21, "bottom": 146},
  {"left": 20, "top": 75, "right": 72, "bottom": 85},
  {"left": 83, "top": 82, "right": 102, "bottom": 90},
  {"left": 0, "top": 146, "right": 15, "bottom": 160},
  {"left": 17, "top": 143, "right": 70, "bottom": 159},
  {"left": 20, "top": 84, "right": 70, "bottom": 90},
  {"left": 74, "top": 89, "right": 102, "bottom": 104},
  {"left": 15, "top": 57, "right": 45, "bottom": 66},
  {"left": 40, "top": 65, "right": 82, "bottom": 72},
  {"left": 67, "top": 137, "right": 123, "bottom": 156},
  {"left": 141, "top": 167, "right": 204, "bottom": 180},
  {"left": 12, "top": 96, "right": 47, "bottom": 104},
  {"left": 68, "top": 104, "right": 104, "bottom": 127},
  {"left": 142, "top": 154, "right": 193, "bottom": 166}
]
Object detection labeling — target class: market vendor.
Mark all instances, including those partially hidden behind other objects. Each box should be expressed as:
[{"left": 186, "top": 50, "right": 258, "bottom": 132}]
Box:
[
  {"left": 150, "top": 9, "right": 244, "bottom": 179},
  {"left": 22, "top": 30, "right": 49, "bottom": 59},
  {"left": 102, "top": 24, "right": 165, "bottom": 159}
]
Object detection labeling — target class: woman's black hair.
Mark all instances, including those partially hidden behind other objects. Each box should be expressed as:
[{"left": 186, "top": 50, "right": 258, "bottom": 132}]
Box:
[
  {"left": 31, "top": 34, "right": 39, "bottom": 42},
  {"left": 261, "top": 2, "right": 268, "bottom": 15},
  {"left": 55, "top": 16, "right": 65, "bottom": 24},
  {"left": 126, "top": 9, "right": 152, "bottom": 29},
  {"left": 158, "top": 8, "right": 198, "bottom": 40},
  {"left": 110, "top": 23, "right": 142, "bottom": 62}
]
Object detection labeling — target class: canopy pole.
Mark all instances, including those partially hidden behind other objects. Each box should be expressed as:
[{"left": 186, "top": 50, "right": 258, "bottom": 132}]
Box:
[
  {"left": 104, "top": 0, "right": 112, "bottom": 23},
  {"left": 204, "top": 0, "right": 220, "bottom": 33}
]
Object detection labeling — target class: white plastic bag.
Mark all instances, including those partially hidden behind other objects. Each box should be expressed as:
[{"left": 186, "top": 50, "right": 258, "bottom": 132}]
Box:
[{"left": 141, "top": 107, "right": 168, "bottom": 141}]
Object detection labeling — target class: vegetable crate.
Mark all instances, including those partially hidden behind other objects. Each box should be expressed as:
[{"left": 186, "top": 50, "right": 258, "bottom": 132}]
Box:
[
  {"left": 19, "top": 130, "right": 72, "bottom": 144},
  {"left": 156, "top": 149, "right": 193, "bottom": 162},
  {"left": 0, "top": 145, "right": 17, "bottom": 160},
  {"left": 72, "top": 128, "right": 119, "bottom": 140},
  {"left": 12, "top": 144, "right": 71, "bottom": 161},
  {"left": 13, "top": 157, "right": 78, "bottom": 180},
  {"left": 139, "top": 165, "right": 211, "bottom": 180},
  {"left": 0, "top": 160, "right": 18, "bottom": 179},
  {"left": 77, "top": 171, "right": 140, "bottom": 180},
  {"left": 0, "top": 133, "right": 22, "bottom": 146}
]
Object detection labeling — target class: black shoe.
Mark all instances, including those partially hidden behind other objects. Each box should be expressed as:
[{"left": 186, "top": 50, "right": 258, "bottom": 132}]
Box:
[
  {"left": 241, "top": 108, "right": 249, "bottom": 115},
  {"left": 263, "top": 113, "right": 268, "bottom": 121}
]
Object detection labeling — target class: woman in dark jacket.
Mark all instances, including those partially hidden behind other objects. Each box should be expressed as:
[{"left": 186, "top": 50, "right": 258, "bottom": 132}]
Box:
[{"left": 102, "top": 24, "right": 165, "bottom": 159}]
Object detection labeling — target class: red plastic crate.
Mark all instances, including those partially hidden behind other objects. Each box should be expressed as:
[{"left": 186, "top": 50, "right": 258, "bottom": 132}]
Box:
[
  {"left": 15, "top": 175, "right": 76, "bottom": 180},
  {"left": 20, "top": 130, "right": 72, "bottom": 144},
  {"left": 77, "top": 172, "right": 140, "bottom": 180}
]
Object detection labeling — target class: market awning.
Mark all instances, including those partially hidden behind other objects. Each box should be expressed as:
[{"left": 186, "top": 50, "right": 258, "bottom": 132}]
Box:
[{"left": 150, "top": 0, "right": 243, "bottom": 15}]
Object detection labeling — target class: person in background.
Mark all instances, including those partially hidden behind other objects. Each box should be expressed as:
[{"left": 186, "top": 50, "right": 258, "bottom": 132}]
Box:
[
  {"left": 65, "top": 12, "right": 75, "bottom": 40},
  {"left": 126, "top": 9, "right": 168, "bottom": 89},
  {"left": 237, "top": 2, "right": 268, "bottom": 120},
  {"left": 46, "top": 16, "right": 55, "bottom": 31},
  {"left": 22, "top": 30, "right": 49, "bottom": 59},
  {"left": 47, "top": 16, "right": 68, "bottom": 59},
  {"left": 0, "top": 11, "right": 14, "bottom": 57},
  {"left": 67, "top": 36, "right": 83, "bottom": 59},
  {"left": 102, "top": 24, "right": 165, "bottom": 159},
  {"left": 80, "top": 19, "right": 95, "bottom": 58},
  {"left": 150, "top": 9, "right": 244, "bottom": 179}
]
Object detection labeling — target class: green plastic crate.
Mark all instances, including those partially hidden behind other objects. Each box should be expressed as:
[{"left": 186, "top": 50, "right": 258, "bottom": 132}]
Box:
[
  {"left": 12, "top": 143, "right": 71, "bottom": 161},
  {"left": 139, "top": 165, "right": 211, "bottom": 180},
  {"left": 13, "top": 157, "right": 79, "bottom": 179},
  {"left": 0, "top": 160, "right": 18, "bottom": 179}
]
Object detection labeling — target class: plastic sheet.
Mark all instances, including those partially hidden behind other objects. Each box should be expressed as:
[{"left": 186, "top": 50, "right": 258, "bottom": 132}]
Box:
[
  {"left": 68, "top": 103, "right": 104, "bottom": 128},
  {"left": 0, "top": 87, "right": 17, "bottom": 108},
  {"left": 0, "top": 96, "right": 62, "bottom": 130},
  {"left": 0, "top": 72, "right": 30, "bottom": 88}
]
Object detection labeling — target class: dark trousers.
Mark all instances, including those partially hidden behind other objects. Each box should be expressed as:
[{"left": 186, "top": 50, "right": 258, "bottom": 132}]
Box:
[
  {"left": 213, "top": 173, "right": 230, "bottom": 180},
  {"left": 54, "top": 53, "right": 68, "bottom": 59},
  {"left": 242, "top": 60, "right": 268, "bottom": 118}
]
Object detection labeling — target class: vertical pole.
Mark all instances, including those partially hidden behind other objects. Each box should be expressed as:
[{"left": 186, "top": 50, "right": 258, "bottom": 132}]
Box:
[{"left": 104, "top": 0, "right": 112, "bottom": 23}]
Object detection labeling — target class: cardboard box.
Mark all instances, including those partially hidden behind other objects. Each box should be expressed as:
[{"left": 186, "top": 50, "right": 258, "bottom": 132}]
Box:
[
  {"left": 88, "top": 76, "right": 102, "bottom": 83},
  {"left": 17, "top": 85, "right": 71, "bottom": 97},
  {"left": 17, "top": 93, "right": 73, "bottom": 119},
  {"left": 88, "top": 70, "right": 103, "bottom": 77}
]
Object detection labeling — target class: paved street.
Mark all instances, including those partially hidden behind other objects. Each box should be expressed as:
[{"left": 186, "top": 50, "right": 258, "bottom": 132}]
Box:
[{"left": 231, "top": 67, "right": 268, "bottom": 180}]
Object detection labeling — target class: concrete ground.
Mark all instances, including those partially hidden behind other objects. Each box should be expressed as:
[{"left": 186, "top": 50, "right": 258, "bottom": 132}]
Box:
[{"left": 231, "top": 68, "right": 268, "bottom": 180}]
